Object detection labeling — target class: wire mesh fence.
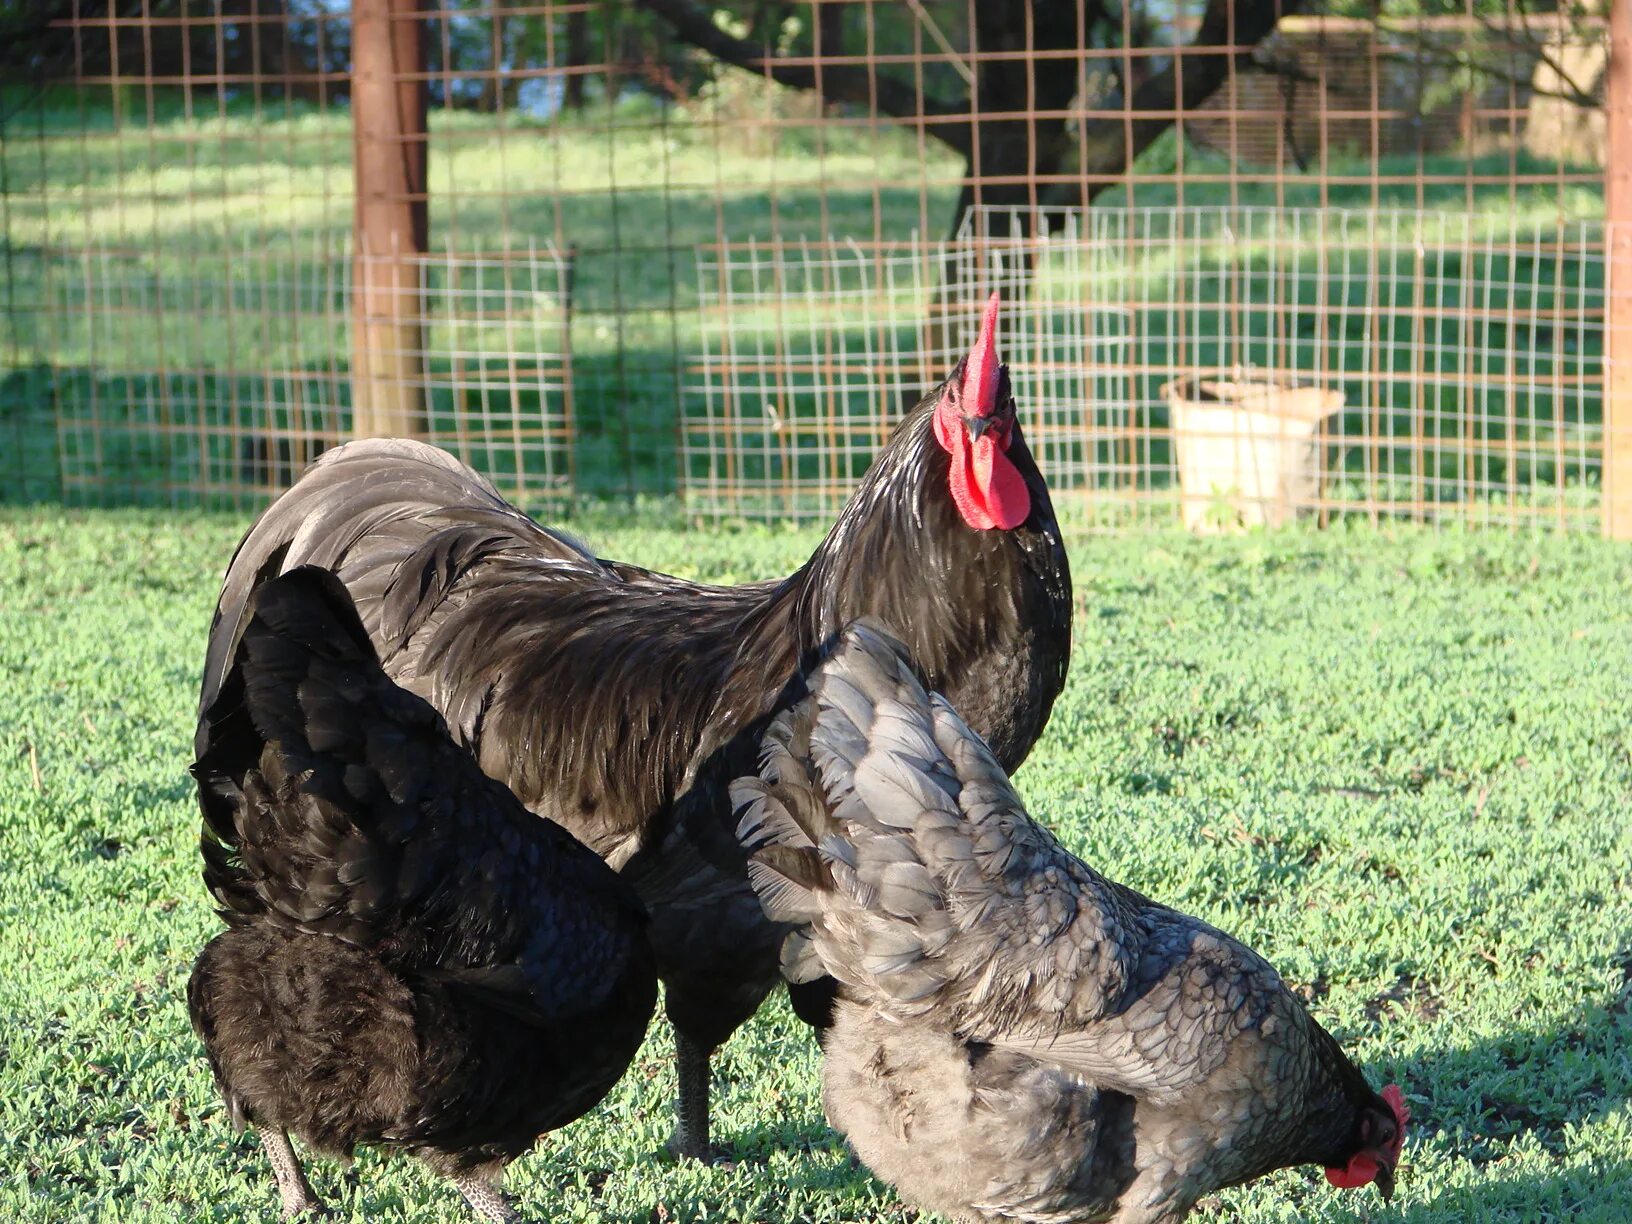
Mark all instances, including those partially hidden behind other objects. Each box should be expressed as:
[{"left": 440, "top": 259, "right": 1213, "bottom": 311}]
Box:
[
  {"left": 13, "top": 233, "right": 574, "bottom": 506},
  {"left": 685, "top": 205, "right": 1605, "bottom": 527},
  {"left": 686, "top": 237, "right": 950, "bottom": 519},
  {"left": 0, "top": 0, "right": 1614, "bottom": 528}
]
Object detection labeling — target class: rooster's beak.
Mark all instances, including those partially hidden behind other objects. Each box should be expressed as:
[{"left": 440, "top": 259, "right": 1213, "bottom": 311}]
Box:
[
  {"left": 1374, "top": 1162, "right": 1395, "bottom": 1203},
  {"left": 965, "top": 414, "right": 993, "bottom": 443}
]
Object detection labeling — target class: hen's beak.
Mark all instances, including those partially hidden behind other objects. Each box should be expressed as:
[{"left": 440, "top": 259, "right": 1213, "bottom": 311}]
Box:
[{"left": 1374, "top": 1161, "right": 1395, "bottom": 1203}]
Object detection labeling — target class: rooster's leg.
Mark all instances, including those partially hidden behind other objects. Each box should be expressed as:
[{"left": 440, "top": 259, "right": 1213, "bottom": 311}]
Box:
[
  {"left": 451, "top": 1172, "right": 524, "bottom": 1223},
  {"left": 260, "top": 1129, "right": 330, "bottom": 1219},
  {"left": 666, "top": 1030, "right": 719, "bottom": 1162}
]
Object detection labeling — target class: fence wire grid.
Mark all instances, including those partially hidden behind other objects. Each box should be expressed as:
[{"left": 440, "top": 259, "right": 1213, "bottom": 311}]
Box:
[
  {"left": 688, "top": 206, "right": 1605, "bottom": 527},
  {"left": 0, "top": 0, "right": 1615, "bottom": 528},
  {"left": 16, "top": 235, "right": 575, "bottom": 507}
]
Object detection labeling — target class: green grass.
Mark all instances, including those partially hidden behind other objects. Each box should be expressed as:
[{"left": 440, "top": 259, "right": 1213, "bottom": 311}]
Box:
[{"left": 1, "top": 508, "right": 1629, "bottom": 1221}]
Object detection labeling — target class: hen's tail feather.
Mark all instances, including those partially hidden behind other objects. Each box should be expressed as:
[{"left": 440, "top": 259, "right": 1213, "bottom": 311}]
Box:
[
  {"left": 194, "top": 565, "right": 649, "bottom": 1027},
  {"left": 193, "top": 567, "right": 451, "bottom": 937},
  {"left": 237, "top": 569, "right": 382, "bottom": 752},
  {"left": 192, "top": 567, "right": 408, "bottom": 934}
]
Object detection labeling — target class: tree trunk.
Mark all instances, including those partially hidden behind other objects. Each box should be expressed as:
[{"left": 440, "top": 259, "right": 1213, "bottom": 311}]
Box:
[
  {"left": 927, "top": 0, "right": 1304, "bottom": 368},
  {"left": 925, "top": 0, "right": 1079, "bottom": 366},
  {"left": 817, "top": 0, "right": 842, "bottom": 61},
  {"left": 564, "top": 5, "right": 590, "bottom": 109}
]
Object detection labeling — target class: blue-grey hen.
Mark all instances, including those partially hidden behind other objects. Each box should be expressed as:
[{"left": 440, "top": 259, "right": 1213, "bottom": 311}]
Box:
[
  {"left": 187, "top": 568, "right": 656, "bottom": 1221},
  {"left": 732, "top": 623, "right": 1409, "bottom": 1224}
]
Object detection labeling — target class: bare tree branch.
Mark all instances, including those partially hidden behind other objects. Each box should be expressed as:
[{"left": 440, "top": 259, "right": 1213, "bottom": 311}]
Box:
[
  {"left": 1373, "top": 40, "right": 1602, "bottom": 108},
  {"left": 1074, "top": 0, "right": 1310, "bottom": 199},
  {"left": 905, "top": 0, "right": 972, "bottom": 87},
  {"left": 1474, "top": 0, "right": 1604, "bottom": 102},
  {"left": 636, "top": 0, "right": 972, "bottom": 155},
  {"left": 1374, "top": 0, "right": 1604, "bottom": 109}
]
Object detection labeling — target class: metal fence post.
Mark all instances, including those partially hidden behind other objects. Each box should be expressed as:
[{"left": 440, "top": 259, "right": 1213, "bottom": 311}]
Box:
[
  {"left": 351, "top": 0, "right": 428, "bottom": 439},
  {"left": 1606, "top": 0, "right": 1632, "bottom": 538}
]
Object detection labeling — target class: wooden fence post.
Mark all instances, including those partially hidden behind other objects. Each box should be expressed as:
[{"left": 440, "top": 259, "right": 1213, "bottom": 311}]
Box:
[
  {"left": 1605, "top": 0, "right": 1632, "bottom": 538},
  {"left": 351, "top": 0, "right": 428, "bottom": 439}
]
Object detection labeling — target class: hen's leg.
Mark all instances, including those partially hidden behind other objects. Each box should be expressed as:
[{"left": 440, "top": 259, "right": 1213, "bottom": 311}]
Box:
[
  {"left": 260, "top": 1129, "right": 329, "bottom": 1219},
  {"left": 666, "top": 1030, "right": 719, "bottom": 1163},
  {"left": 451, "top": 1172, "right": 523, "bottom": 1223}
]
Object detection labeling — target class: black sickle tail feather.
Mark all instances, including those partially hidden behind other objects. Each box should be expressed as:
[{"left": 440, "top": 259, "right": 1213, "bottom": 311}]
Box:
[
  {"left": 192, "top": 564, "right": 648, "bottom": 1022},
  {"left": 194, "top": 437, "right": 531, "bottom": 725},
  {"left": 191, "top": 565, "right": 393, "bottom": 926}
]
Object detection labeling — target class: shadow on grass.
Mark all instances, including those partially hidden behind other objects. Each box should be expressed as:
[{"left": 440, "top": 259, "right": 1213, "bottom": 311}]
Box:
[
  {"left": 1395, "top": 962, "right": 1632, "bottom": 1150},
  {"left": 1391, "top": 1160, "right": 1632, "bottom": 1224},
  {"left": 1, "top": 354, "right": 635, "bottom": 507}
]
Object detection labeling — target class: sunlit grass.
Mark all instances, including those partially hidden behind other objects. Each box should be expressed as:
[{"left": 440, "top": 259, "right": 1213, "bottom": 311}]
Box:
[{"left": 1, "top": 508, "right": 1629, "bottom": 1221}]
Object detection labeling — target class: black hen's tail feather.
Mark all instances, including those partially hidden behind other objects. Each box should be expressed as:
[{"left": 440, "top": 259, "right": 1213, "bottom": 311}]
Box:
[
  {"left": 192, "top": 566, "right": 648, "bottom": 1022},
  {"left": 192, "top": 566, "right": 398, "bottom": 933}
]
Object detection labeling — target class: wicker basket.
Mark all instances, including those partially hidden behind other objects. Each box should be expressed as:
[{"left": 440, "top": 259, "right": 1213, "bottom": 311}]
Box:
[{"left": 1165, "top": 373, "right": 1345, "bottom": 533}]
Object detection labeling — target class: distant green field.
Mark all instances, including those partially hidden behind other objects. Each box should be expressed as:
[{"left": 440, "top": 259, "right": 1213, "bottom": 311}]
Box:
[
  {"left": 2, "top": 508, "right": 1629, "bottom": 1222},
  {"left": 0, "top": 87, "right": 1607, "bottom": 508}
]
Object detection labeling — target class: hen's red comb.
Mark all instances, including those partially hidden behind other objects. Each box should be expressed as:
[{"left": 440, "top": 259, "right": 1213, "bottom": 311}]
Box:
[
  {"left": 962, "top": 290, "right": 1002, "bottom": 416},
  {"left": 1381, "top": 1083, "right": 1409, "bottom": 1160}
]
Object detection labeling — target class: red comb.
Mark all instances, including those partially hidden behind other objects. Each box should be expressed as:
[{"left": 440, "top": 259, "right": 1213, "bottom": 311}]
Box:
[
  {"left": 962, "top": 290, "right": 1002, "bottom": 416},
  {"left": 1381, "top": 1083, "right": 1409, "bottom": 1160}
]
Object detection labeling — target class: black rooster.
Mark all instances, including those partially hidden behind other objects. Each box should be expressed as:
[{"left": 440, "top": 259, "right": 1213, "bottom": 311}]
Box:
[
  {"left": 196, "top": 292, "right": 1072, "bottom": 1159},
  {"left": 188, "top": 568, "right": 656, "bottom": 1220}
]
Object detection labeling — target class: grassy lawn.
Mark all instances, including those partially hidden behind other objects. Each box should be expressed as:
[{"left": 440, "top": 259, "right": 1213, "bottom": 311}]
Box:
[{"left": 1, "top": 507, "right": 1629, "bottom": 1221}]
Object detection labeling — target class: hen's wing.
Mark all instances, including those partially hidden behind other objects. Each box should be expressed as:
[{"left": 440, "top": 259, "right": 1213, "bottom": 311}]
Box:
[
  {"left": 734, "top": 621, "right": 1294, "bottom": 1104},
  {"left": 733, "top": 620, "right": 1139, "bottom": 1036},
  {"left": 194, "top": 566, "right": 651, "bottom": 1024}
]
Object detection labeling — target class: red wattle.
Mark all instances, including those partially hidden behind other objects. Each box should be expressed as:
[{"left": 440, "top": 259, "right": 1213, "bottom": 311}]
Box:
[
  {"left": 947, "top": 428, "right": 1031, "bottom": 531},
  {"left": 1325, "top": 1154, "right": 1379, "bottom": 1189}
]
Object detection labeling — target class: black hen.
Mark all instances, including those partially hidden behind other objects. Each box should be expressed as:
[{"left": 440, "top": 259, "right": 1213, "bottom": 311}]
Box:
[
  {"left": 187, "top": 568, "right": 656, "bottom": 1221},
  {"left": 195, "top": 293, "right": 1072, "bottom": 1158},
  {"left": 733, "top": 623, "right": 1409, "bottom": 1223}
]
